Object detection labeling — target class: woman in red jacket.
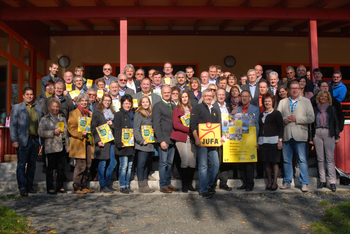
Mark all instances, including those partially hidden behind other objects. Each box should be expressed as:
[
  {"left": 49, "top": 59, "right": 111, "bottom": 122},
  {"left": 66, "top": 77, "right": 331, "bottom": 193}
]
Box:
[{"left": 170, "top": 91, "right": 197, "bottom": 193}]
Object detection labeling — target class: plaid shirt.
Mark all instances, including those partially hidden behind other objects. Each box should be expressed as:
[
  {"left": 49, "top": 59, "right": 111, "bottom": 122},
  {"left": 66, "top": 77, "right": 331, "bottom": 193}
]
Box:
[{"left": 289, "top": 96, "right": 299, "bottom": 113}]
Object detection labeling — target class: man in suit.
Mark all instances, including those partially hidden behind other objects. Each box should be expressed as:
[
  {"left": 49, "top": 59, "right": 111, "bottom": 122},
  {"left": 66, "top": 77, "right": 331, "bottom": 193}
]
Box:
[
  {"left": 286, "top": 66, "right": 296, "bottom": 81},
  {"left": 255, "top": 65, "right": 264, "bottom": 82},
  {"left": 208, "top": 65, "right": 218, "bottom": 85},
  {"left": 185, "top": 66, "right": 195, "bottom": 84},
  {"left": 118, "top": 73, "right": 134, "bottom": 96},
  {"left": 235, "top": 90, "right": 259, "bottom": 191},
  {"left": 213, "top": 88, "right": 233, "bottom": 191},
  {"left": 135, "top": 68, "right": 145, "bottom": 82},
  {"left": 132, "top": 77, "right": 161, "bottom": 106},
  {"left": 152, "top": 71, "right": 162, "bottom": 96},
  {"left": 308, "top": 68, "right": 323, "bottom": 95},
  {"left": 124, "top": 64, "right": 141, "bottom": 94},
  {"left": 10, "top": 87, "right": 44, "bottom": 196},
  {"left": 241, "top": 69, "right": 261, "bottom": 105},
  {"left": 100, "top": 63, "right": 118, "bottom": 88},
  {"left": 277, "top": 80, "right": 315, "bottom": 192},
  {"left": 153, "top": 85, "right": 178, "bottom": 193},
  {"left": 296, "top": 65, "right": 307, "bottom": 79},
  {"left": 269, "top": 72, "right": 280, "bottom": 96},
  {"left": 175, "top": 71, "right": 189, "bottom": 91},
  {"left": 41, "top": 63, "right": 63, "bottom": 94},
  {"left": 191, "top": 88, "right": 221, "bottom": 198},
  {"left": 63, "top": 71, "right": 75, "bottom": 96},
  {"left": 87, "top": 88, "right": 99, "bottom": 112}
]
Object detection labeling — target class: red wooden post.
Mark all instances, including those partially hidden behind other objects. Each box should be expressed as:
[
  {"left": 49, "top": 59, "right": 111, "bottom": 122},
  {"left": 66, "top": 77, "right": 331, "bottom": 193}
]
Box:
[
  {"left": 120, "top": 18, "right": 127, "bottom": 74},
  {"left": 308, "top": 20, "right": 319, "bottom": 82}
]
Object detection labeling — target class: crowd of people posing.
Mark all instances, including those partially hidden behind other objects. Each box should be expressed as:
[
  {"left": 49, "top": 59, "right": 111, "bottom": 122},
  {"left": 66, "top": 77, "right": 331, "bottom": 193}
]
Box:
[{"left": 10, "top": 62, "right": 346, "bottom": 198}]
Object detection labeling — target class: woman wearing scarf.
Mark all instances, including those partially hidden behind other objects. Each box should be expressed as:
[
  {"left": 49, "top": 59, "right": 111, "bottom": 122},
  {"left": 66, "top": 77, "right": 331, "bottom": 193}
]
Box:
[
  {"left": 38, "top": 98, "right": 69, "bottom": 194},
  {"left": 91, "top": 94, "right": 117, "bottom": 193},
  {"left": 114, "top": 94, "right": 135, "bottom": 194},
  {"left": 68, "top": 93, "right": 95, "bottom": 194},
  {"left": 310, "top": 91, "right": 340, "bottom": 192}
]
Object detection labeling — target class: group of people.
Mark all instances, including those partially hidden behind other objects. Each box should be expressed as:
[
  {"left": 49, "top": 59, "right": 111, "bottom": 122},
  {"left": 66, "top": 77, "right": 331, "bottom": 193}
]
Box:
[{"left": 10, "top": 62, "right": 346, "bottom": 198}]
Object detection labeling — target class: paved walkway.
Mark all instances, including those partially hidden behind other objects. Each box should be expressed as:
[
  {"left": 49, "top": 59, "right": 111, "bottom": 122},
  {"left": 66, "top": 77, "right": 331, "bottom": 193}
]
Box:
[{"left": 1, "top": 188, "right": 350, "bottom": 233}]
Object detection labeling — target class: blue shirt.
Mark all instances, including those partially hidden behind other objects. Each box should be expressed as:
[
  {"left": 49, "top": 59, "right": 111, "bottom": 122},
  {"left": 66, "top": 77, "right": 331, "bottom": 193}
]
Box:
[
  {"left": 249, "top": 82, "right": 257, "bottom": 98},
  {"left": 119, "top": 87, "right": 127, "bottom": 96}
]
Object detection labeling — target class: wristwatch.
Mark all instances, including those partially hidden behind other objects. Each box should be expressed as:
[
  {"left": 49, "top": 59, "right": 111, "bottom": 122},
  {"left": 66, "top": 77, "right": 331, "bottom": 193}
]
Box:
[{"left": 278, "top": 139, "right": 283, "bottom": 142}]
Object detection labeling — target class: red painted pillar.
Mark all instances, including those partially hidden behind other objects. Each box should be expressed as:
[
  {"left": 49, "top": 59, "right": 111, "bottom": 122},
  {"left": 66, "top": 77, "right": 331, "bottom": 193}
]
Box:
[
  {"left": 308, "top": 20, "right": 319, "bottom": 83},
  {"left": 120, "top": 18, "right": 128, "bottom": 74}
]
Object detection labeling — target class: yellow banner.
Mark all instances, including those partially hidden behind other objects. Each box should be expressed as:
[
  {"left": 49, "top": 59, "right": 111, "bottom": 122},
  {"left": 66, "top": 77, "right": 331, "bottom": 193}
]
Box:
[
  {"left": 198, "top": 122, "right": 221, "bottom": 147},
  {"left": 222, "top": 113, "right": 257, "bottom": 163}
]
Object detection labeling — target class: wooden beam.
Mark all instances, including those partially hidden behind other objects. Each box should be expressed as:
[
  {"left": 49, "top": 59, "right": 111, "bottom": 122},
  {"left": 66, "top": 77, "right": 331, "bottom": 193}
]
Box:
[
  {"left": 270, "top": 20, "right": 292, "bottom": 31},
  {"left": 318, "top": 21, "right": 349, "bottom": 32},
  {"left": 274, "top": 0, "right": 293, "bottom": 8},
  {"left": 49, "top": 29, "right": 350, "bottom": 38},
  {"left": 48, "top": 20, "right": 68, "bottom": 31},
  {"left": 206, "top": 0, "right": 216, "bottom": 6},
  {"left": 108, "top": 19, "right": 119, "bottom": 31},
  {"left": 14, "top": 0, "right": 36, "bottom": 7},
  {"left": 194, "top": 19, "right": 203, "bottom": 30},
  {"left": 2, "top": 7, "right": 350, "bottom": 21},
  {"left": 244, "top": 20, "right": 262, "bottom": 31},
  {"left": 308, "top": 20, "right": 319, "bottom": 82},
  {"left": 0, "top": 1, "right": 11, "bottom": 7},
  {"left": 172, "top": 0, "right": 177, "bottom": 6},
  {"left": 79, "top": 19, "right": 94, "bottom": 31},
  {"left": 120, "top": 18, "right": 128, "bottom": 73},
  {"left": 219, "top": 20, "right": 231, "bottom": 31},
  {"left": 307, "top": 0, "right": 330, "bottom": 8},
  {"left": 294, "top": 21, "right": 308, "bottom": 32},
  {"left": 168, "top": 20, "right": 173, "bottom": 30},
  {"left": 341, "top": 25, "right": 350, "bottom": 33},
  {"left": 94, "top": 0, "right": 105, "bottom": 7},
  {"left": 133, "top": 0, "right": 139, "bottom": 6},
  {"left": 139, "top": 19, "right": 145, "bottom": 30},
  {"left": 54, "top": 0, "right": 70, "bottom": 7},
  {"left": 240, "top": 0, "right": 254, "bottom": 7}
]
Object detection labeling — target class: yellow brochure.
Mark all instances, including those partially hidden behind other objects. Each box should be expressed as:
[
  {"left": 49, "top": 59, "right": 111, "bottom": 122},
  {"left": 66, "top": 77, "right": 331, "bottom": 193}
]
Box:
[
  {"left": 122, "top": 128, "right": 134, "bottom": 146},
  {"left": 78, "top": 117, "right": 91, "bottom": 133},
  {"left": 141, "top": 125, "right": 155, "bottom": 143},
  {"left": 96, "top": 124, "right": 114, "bottom": 144}
]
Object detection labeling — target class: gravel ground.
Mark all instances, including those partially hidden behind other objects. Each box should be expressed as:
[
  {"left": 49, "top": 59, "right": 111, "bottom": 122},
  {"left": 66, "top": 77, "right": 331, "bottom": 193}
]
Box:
[{"left": 1, "top": 190, "right": 349, "bottom": 234}]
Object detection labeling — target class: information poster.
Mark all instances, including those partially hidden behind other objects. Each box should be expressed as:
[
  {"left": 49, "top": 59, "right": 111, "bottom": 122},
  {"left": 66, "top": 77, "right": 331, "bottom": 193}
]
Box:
[
  {"left": 198, "top": 122, "right": 221, "bottom": 147},
  {"left": 222, "top": 113, "right": 257, "bottom": 163}
]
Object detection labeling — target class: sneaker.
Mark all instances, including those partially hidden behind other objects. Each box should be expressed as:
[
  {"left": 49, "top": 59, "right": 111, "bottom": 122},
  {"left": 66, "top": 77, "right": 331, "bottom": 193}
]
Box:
[
  {"left": 107, "top": 184, "right": 118, "bottom": 192},
  {"left": 148, "top": 175, "right": 157, "bottom": 181},
  {"left": 219, "top": 185, "right": 232, "bottom": 191},
  {"left": 301, "top": 185, "right": 309, "bottom": 192},
  {"left": 127, "top": 187, "right": 134, "bottom": 193},
  {"left": 20, "top": 189, "right": 28, "bottom": 196},
  {"left": 82, "top": 188, "right": 95, "bottom": 193},
  {"left": 280, "top": 183, "right": 291, "bottom": 190},
  {"left": 208, "top": 188, "right": 216, "bottom": 194},
  {"left": 100, "top": 186, "right": 112, "bottom": 193},
  {"left": 74, "top": 190, "right": 87, "bottom": 194},
  {"left": 27, "top": 188, "right": 37, "bottom": 194},
  {"left": 120, "top": 188, "right": 129, "bottom": 194},
  {"left": 201, "top": 192, "right": 214, "bottom": 199}
]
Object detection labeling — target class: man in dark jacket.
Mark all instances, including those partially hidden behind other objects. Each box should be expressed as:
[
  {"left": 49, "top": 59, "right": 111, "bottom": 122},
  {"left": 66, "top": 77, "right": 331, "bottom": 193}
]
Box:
[
  {"left": 153, "top": 85, "right": 178, "bottom": 193},
  {"left": 190, "top": 88, "right": 221, "bottom": 198}
]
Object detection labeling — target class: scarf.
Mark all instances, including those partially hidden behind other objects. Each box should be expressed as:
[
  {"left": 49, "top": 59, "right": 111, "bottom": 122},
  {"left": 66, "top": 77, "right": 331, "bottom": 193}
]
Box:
[
  {"left": 103, "top": 108, "right": 114, "bottom": 121},
  {"left": 162, "top": 99, "right": 173, "bottom": 115},
  {"left": 317, "top": 102, "right": 329, "bottom": 128},
  {"left": 78, "top": 105, "right": 90, "bottom": 117},
  {"left": 45, "top": 92, "right": 53, "bottom": 98}
]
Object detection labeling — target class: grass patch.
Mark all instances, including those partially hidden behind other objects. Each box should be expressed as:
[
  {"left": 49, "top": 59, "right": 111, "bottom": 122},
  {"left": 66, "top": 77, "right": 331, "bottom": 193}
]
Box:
[
  {"left": 319, "top": 201, "right": 330, "bottom": 206},
  {"left": 0, "top": 206, "right": 33, "bottom": 233},
  {"left": 0, "top": 194, "right": 22, "bottom": 199},
  {"left": 311, "top": 201, "right": 350, "bottom": 233}
]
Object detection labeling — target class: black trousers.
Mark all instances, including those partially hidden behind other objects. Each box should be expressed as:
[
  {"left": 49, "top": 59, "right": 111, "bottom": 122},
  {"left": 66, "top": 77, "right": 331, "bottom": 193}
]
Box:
[
  {"left": 46, "top": 149, "right": 66, "bottom": 191},
  {"left": 238, "top": 163, "right": 255, "bottom": 189},
  {"left": 217, "top": 146, "right": 231, "bottom": 187}
]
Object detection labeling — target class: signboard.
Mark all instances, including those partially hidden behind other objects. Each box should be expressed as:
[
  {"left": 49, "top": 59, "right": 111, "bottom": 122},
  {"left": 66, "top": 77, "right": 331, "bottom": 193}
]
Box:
[
  {"left": 198, "top": 122, "right": 221, "bottom": 147},
  {"left": 222, "top": 113, "right": 257, "bottom": 163}
]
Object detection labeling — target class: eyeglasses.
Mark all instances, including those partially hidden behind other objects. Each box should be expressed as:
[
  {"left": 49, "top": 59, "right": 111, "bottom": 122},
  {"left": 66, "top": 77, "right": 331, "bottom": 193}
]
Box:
[
  {"left": 119, "top": 79, "right": 127, "bottom": 82},
  {"left": 88, "top": 94, "right": 96, "bottom": 97},
  {"left": 104, "top": 68, "right": 111, "bottom": 71},
  {"left": 103, "top": 100, "right": 111, "bottom": 103},
  {"left": 287, "top": 72, "right": 293, "bottom": 74},
  {"left": 211, "top": 89, "right": 217, "bottom": 92},
  {"left": 136, "top": 73, "right": 143, "bottom": 75},
  {"left": 172, "top": 92, "right": 179, "bottom": 95}
]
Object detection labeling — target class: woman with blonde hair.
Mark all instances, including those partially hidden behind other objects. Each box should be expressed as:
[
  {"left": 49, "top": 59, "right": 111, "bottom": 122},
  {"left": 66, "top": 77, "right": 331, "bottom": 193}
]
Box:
[
  {"left": 134, "top": 96, "right": 155, "bottom": 193},
  {"left": 170, "top": 91, "right": 197, "bottom": 192},
  {"left": 188, "top": 77, "right": 201, "bottom": 107}
]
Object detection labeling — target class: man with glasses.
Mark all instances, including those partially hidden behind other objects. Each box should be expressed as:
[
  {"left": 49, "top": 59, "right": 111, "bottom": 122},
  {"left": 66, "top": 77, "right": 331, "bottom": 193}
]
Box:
[
  {"left": 41, "top": 63, "right": 63, "bottom": 94},
  {"left": 135, "top": 68, "right": 145, "bottom": 82},
  {"left": 296, "top": 65, "right": 307, "bottom": 79},
  {"left": 133, "top": 77, "right": 161, "bottom": 106},
  {"left": 118, "top": 73, "right": 134, "bottom": 97},
  {"left": 101, "top": 63, "right": 118, "bottom": 90},
  {"left": 277, "top": 80, "right": 314, "bottom": 192},
  {"left": 329, "top": 71, "right": 347, "bottom": 103},
  {"left": 286, "top": 66, "right": 296, "bottom": 81},
  {"left": 87, "top": 88, "right": 99, "bottom": 112}
]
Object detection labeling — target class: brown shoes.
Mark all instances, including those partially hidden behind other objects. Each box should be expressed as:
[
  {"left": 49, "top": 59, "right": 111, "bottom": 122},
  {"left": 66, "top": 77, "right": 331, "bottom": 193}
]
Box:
[
  {"left": 82, "top": 188, "right": 95, "bottom": 193},
  {"left": 168, "top": 185, "right": 178, "bottom": 191},
  {"left": 160, "top": 187, "right": 172, "bottom": 193},
  {"left": 74, "top": 190, "right": 87, "bottom": 194}
]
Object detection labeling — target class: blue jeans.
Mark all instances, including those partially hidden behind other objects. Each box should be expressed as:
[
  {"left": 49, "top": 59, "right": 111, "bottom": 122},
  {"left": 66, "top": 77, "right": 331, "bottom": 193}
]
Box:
[
  {"left": 118, "top": 155, "right": 134, "bottom": 188},
  {"left": 197, "top": 147, "right": 219, "bottom": 194},
  {"left": 17, "top": 137, "right": 40, "bottom": 191},
  {"left": 98, "top": 145, "right": 117, "bottom": 187},
  {"left": 282, "top": 139, "right": 309, "bottom": 186},
  {"left": 137, "top": 150, "right": 152, "bottom": 181},
  {"left": 158, "top": 144, "right": 175, "bottom": 189}
]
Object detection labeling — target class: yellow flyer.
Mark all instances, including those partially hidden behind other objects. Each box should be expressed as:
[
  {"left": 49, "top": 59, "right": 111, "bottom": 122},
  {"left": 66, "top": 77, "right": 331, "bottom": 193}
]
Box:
[
  {"left": 86, "top": 79, "right": 93, "bottom": 88},
  {"left": 106, "top": 85, "right": 110, "bottom": 91},
  {"left": 133, "top": 99, "right": 138, "bottom": 108},
  {"left": 97, "top": 90, "right": 104, "bottom": 99},
  {"left": 122, "top": 128, "right": 134, "bottom": 146},
  {"left": 180, "top": 113, "right": 190, "bottom": 127},
  {"left": 164, "top": 77, "right": 171, "bottom": 86},
  {"left": 66, "top": 84, "right": 72, "bottom": 91},
  {"left": 198, "top": 122, "right": 221, "bottom": 147},
  {"left": 57, "top": 122, "right": 64, "bottom": 132},
  {"left": 222, "top": 113, "right": 257, "bottom": 163},
  {"left": 113, "top": 100, "right": 120, "bottom": 112},
  {"left": 78, "top": 117, "right": 91, "bottom": 133},
  {"left": 141, "top": 125, "right": 155, "bottom": 143},
  {"left": 69, "top": 90, "right": 80, "bottom": 99},
  {"left": 96, "top": 124, "right": 114, "bottom": 144}
]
